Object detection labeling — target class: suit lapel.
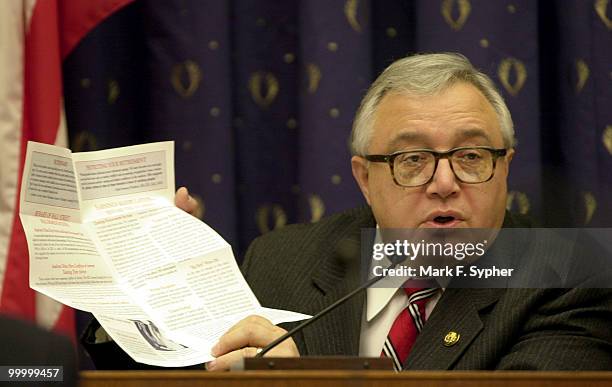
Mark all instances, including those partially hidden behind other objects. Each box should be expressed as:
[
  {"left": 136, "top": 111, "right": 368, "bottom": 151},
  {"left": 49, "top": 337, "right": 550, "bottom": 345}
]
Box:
[
  {"left": 404, "top": 287, "right": 504, "bottom": 369},
  {"left": 302, "top": 265, "right": 363, "bottom": 356},
  {"left": 301, "top": 208, "right": 375, "bottom": 356}
]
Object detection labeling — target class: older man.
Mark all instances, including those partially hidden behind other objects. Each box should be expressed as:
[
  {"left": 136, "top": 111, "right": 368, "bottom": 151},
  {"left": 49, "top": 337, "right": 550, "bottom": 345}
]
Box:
[
  {"left": 197, "top": 53, "right": 610, "bottom": 371},
  {"left": 89, "top": 53, "right": 611, "bottom": 370}
]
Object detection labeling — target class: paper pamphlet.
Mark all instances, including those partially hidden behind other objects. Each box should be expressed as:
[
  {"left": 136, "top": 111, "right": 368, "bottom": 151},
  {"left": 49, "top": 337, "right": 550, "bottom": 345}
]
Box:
[{"left": 19, "top": 141, "right": 309, "bottom": 367}]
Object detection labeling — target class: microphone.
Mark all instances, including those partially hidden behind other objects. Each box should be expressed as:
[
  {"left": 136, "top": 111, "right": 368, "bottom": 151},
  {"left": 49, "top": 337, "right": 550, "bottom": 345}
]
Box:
[{"left": 256, "top": 239, "right": 402, "bottom": 357}]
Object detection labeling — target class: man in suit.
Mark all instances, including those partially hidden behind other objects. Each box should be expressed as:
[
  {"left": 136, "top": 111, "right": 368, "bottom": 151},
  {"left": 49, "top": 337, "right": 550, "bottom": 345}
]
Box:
[
  {"left": 89, "top": 52, "right": 611, "bottom": 370},
  {"left": 192, "top": 52, "right": 611, "bottom": 371}
]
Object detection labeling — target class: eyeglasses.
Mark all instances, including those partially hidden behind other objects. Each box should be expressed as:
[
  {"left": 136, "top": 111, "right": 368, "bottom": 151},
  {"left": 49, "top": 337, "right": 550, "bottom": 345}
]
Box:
[{"left": 364, "top": 146, "right": 507, "bottom": 187}]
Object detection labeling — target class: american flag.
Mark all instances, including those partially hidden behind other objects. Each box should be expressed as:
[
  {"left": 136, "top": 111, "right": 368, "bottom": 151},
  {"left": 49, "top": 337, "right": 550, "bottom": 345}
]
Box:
[{"left": 0, "top": 0, "right": 132, "bottom": 338}]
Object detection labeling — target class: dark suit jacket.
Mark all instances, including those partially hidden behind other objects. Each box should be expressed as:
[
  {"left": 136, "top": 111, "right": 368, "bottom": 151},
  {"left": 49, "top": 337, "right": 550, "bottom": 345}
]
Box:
[
  {"left": 0, "top": 315, "right": 77, "bottom": 387},
  {"left": 241, "top": 206, "right": 612, "bottom": 370},
  {"left": 83, "top": 206, "right": 612, "bottom": 370}
]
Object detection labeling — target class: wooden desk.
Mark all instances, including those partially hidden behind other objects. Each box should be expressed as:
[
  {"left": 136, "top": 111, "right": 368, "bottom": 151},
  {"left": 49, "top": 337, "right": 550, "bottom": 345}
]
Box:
[{"left": 80, "top": 370, "right": 612, "bottom": 387}]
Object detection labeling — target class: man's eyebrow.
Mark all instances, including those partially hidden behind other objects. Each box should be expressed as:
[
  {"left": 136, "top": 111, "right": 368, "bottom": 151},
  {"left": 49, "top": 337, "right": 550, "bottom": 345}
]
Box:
[
  {"left": 386, "top": 128, "right": 494, "bottom": 151},
  {"left": 456, "top": 128, "right": 493, "bottom": 143},
  {"left": 387, "top": 131, "right": 425, "bottom": 150}
]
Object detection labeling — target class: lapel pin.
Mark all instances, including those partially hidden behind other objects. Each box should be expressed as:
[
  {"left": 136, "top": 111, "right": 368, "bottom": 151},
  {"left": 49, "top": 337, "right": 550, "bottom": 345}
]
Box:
[{"left": 443, "top": 331, "right": 460, "bottom": 347}]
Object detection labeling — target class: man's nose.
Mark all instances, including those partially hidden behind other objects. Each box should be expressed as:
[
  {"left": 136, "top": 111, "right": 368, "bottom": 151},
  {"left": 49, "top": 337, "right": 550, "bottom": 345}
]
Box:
[{"left": 425, "top": 159, "right": 460, "bottom": 199}]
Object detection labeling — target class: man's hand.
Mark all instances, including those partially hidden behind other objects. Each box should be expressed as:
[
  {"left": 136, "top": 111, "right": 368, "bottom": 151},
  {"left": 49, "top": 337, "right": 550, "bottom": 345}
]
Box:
[
  {"left": 206, "top": 315, "right": 299, "bottom": 371},
  {"left": 175, "top": 187, "right": 200, "bottom": 216}
]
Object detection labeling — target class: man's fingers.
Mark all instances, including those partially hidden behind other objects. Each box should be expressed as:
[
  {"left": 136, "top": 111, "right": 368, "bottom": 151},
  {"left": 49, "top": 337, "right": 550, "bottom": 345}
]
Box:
[
  {"left": 208, "top": 315, "right": 299, "bottom": 370},
  {"left": 212, "top": 320, "right": 282, "bottom": 357},
  {"left": 174, "top": 186, "right": 199, "bottom": 215},
  {"left": 174, "top": 187, "right": 190, "bottom": 208},
  {"left": 223, "top": 315, "right": 273, "bottom": 335},
  {"left": 206, "top": 347, "right": 259, "bottom": 371}
]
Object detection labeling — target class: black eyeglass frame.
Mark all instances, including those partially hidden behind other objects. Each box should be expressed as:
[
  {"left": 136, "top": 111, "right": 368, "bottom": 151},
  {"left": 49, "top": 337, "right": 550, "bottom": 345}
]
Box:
[{"left": 364, "top": 146, "right": 508, "bottom": 187}]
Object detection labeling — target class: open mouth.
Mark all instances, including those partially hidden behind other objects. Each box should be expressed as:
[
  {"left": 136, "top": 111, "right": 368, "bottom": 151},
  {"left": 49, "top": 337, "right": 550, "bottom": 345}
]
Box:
[
  {"left": 433, "top": 216, "right": 456, "bottom": 224},
  {"left": 424, "top": 211, "right": 463, "bottom": 228}
]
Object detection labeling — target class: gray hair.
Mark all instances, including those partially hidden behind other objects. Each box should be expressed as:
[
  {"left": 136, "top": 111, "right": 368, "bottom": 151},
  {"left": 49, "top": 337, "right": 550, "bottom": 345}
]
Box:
[{"left": 350, "top": 52, "right": 515, "bottom": 156}]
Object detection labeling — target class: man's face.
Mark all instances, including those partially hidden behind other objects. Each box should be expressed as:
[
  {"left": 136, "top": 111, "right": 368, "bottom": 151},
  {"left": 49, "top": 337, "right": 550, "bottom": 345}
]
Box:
[{"left": 351, "top": 82, "right": 514, "bottom": 230}]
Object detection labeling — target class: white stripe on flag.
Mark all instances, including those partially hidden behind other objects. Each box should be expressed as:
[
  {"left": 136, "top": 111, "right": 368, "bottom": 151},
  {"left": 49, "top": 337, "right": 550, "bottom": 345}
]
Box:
[{"left": 0, "top": 0, "right": 37, "bottom": 302}]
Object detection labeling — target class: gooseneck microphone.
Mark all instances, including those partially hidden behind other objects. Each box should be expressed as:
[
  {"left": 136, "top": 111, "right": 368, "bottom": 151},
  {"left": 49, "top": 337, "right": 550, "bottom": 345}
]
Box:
[{"left": 256, "top": 239, "right": 402, "bottom": 357}]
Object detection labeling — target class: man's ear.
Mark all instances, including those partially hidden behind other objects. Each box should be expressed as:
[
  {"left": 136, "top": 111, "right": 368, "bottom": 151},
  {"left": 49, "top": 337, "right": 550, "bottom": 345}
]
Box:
[
  {"left": 506, "top": 148, "right": 515, "bottom": 164},
  {"left": 351, "top": 155, "right": 371, "bottom": 205},
  {"left": 499, "top": 148, "right": 514, "bottom": 178}
]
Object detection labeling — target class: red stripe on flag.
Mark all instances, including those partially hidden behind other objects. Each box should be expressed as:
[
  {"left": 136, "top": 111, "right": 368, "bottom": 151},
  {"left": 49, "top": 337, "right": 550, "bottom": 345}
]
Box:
[{"left": 25, "top": 0, "right": 63, "bottom": 144}]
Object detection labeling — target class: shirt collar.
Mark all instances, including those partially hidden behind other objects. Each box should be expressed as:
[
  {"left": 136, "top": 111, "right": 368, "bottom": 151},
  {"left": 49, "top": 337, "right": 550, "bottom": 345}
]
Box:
[
  {"left": 366, "top": 284, "right": 400, "bottom": 322},
  {"left": 366, "top": 226, "right": 406, "bottom": 321}
]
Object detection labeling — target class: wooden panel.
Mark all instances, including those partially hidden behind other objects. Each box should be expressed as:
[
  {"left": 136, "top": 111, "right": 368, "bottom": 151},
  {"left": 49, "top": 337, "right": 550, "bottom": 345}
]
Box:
[
  {"left": 244, "top": 356, "right": 393, "bottom": 370},
  {"left": 79, "top": 370, "right": 612, "bottom": 387}
]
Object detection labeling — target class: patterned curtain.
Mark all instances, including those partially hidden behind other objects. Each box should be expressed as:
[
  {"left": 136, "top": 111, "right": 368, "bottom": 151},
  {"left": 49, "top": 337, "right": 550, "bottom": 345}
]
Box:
[{"left": 63, "top": 0, "right": 612, "bottom": 254}]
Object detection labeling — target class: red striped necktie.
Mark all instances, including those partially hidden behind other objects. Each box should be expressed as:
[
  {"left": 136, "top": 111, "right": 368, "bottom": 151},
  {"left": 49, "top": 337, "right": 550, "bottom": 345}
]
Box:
[{"left": 381, "top": 285, "right": 439, "bottom": 371}]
